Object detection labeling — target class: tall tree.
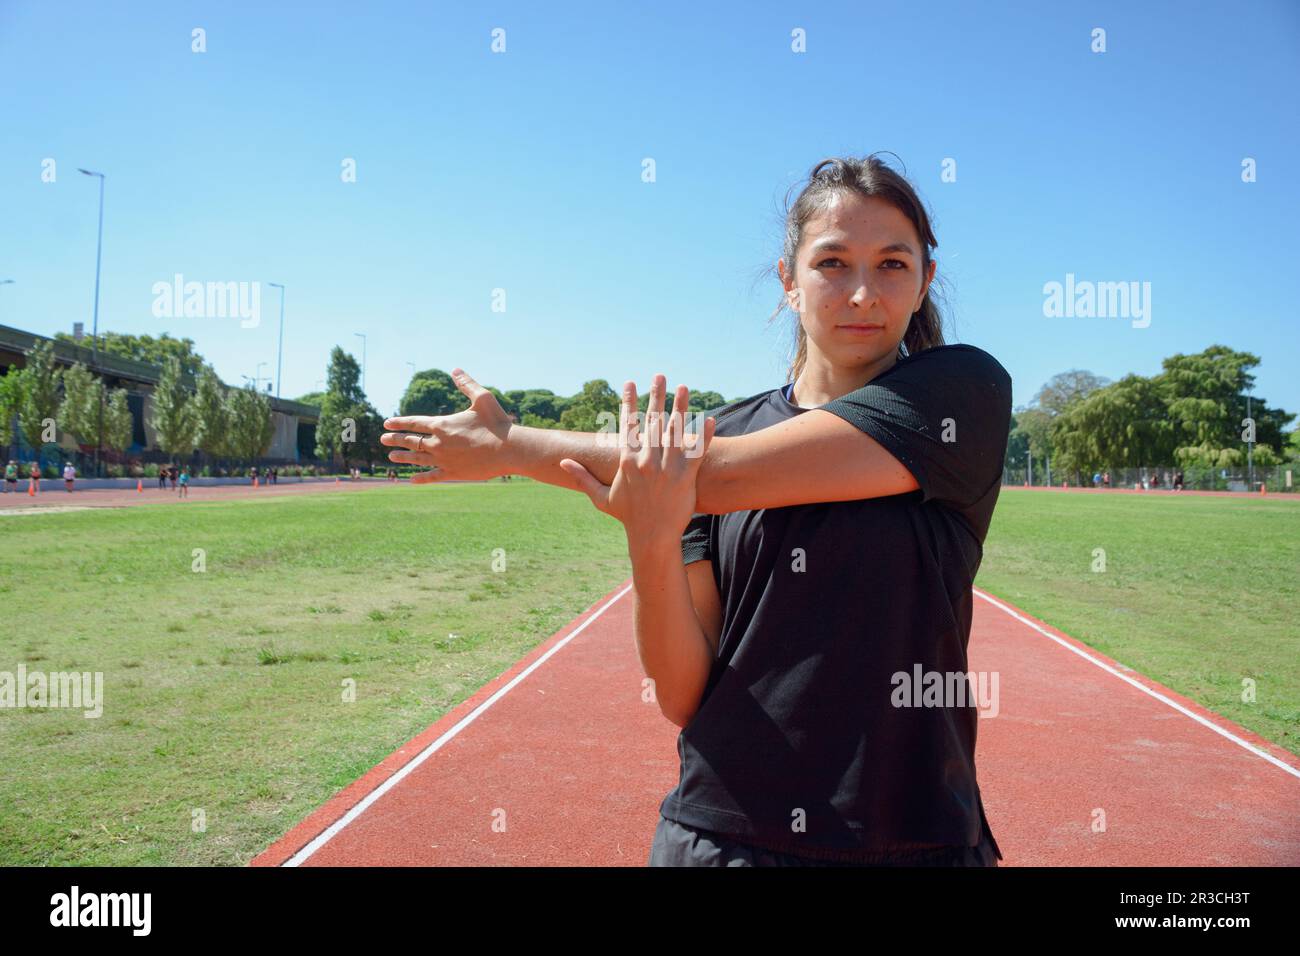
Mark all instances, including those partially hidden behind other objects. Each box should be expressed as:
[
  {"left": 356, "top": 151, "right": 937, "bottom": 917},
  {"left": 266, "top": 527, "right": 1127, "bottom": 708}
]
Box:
[
  {"left": 17, "top": 340, "right": 63, "bottom": 449},
  {"left": 1156, "top": 346, "right": 1292, "bottom": 465},
  {"left": 103, "top": 389, "right": 134, "bottom": 454},
  {"left": 316, "top": 348, "right": 366, "bottom": 464},
  {"left": 558, "top": 379, "right": 619, "bottom": 432},
  {"left": 1010, "top": 407, "right": 1054, "bottom": 472},
  {"left": 57, "top": 362, "right": 103, "bottom": 448},
  {"left": 1052, "top": 374, "right": 1175, "bottom": 473},
  {"left": 193, "top": 364, "right": 232, "bottom": 459},
  {"left": 400, "top": 369, "right": 464, "bottom": 417},
  {"left": 149, "top": 356, "right": 199, "bottom": 461},
  {"left": 225, "top": 384, "right": 274, "bottom": 462},
  {"left": 0, "top": 370, "right": 23, "bottom": 447},
  {"left": 1032, "top": 370, "right": 1110, "bottom": 416}
]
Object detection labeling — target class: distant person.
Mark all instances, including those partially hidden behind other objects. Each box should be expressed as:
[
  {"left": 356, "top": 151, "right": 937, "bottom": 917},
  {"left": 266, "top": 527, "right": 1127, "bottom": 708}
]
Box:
[
  {"left": 1151, "top": 472, "right": 1161, "bottom": 488},
  {"left": 1092, "top": 471, "right": 1101, "bottom": 488},
  {"left": 270, "top": 466, "right": 278, "bottom": 485},
  {"left": 1102, "top": 471, "right": 1111, "bottom": 488},
  {"left": 63, "top": 462, "right": 76, "bottom": 492},
  {"left": 4, "top": 460, "right": 17, "bottom": 493},
  {"left": 28, "top": 461, "right": 40, "bottom": 493},
  {"left": 158, "top": 465, "right": 168, "bottom": 490},
  {"left": 250, "top": 465, "right": 259, "bottom": 486},
  {"left": 1173, "top": 470, "right": 1184, "bottom": 491},
  {"left": 178, "top": 467, "right": 190, "bottom": 498},
  {"left": 169, "top": 464, "right": 179, "bottom": 490}
]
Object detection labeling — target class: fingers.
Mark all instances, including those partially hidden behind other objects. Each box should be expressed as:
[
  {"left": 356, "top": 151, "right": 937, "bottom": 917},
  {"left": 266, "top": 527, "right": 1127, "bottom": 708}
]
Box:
[
  {"left": 560, "top": 458, "right": 610, "bottom": 512},
  {"left": 451, "top": 368, "right": 487, "bottom": 403},
  {"left": 410, "top": 468, "right": 442, "bottom": 485},
  {"left": 646, "top": 374, "right": 666, "bottom": 454},
  {"left": 697, "top": 415, "right": 716, "bottom": 462},
  {"left": 382, "top": 416, "right": 437, "bottom": 434},
  {"left": 662, "top": 383, "right": 686, "bottom": 468},
  {"left": 620, "top": 381, "right": 640, "bottom": 454},
  {"left": 387, "top": 449, "right": 436, "bottom": 466},
  {"left": 381, "top": 432, "right": 434, "bottom": 452}
]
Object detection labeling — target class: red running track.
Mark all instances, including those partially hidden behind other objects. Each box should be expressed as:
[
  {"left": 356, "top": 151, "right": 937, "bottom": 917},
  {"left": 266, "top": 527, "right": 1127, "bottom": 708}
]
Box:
[
  {"left": 0, "top": 478, "right": 498, "bottom": 511},
  {"left": 251, "top": 581, "right": 1300, "bottom": 867}
]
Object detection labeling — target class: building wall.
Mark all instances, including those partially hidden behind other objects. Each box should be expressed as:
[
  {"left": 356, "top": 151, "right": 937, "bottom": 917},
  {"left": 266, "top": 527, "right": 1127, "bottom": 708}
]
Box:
[{"left": 269, "top": 411, "right": 299, "bottom": 460}]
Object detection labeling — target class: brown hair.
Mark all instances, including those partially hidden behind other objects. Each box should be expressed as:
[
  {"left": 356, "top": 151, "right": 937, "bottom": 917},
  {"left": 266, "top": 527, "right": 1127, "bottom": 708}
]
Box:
[{"left": 762, "top": 153, "right": 949, "bottom": 383}]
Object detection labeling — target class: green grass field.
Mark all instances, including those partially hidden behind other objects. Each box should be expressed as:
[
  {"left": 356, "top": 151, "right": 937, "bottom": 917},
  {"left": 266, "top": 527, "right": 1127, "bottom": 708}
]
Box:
[
  {"left": 0, "top": 482, "right": 631, "bottom": 865},
  {"left": 1, "top": 483, "right": 1295, "bottom": 865}
]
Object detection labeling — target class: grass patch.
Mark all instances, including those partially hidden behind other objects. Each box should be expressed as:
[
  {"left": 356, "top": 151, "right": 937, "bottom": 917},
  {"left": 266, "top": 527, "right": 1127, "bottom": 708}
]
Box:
[{"left": 0, "top": 482, "right": 628, "bottom": 865}]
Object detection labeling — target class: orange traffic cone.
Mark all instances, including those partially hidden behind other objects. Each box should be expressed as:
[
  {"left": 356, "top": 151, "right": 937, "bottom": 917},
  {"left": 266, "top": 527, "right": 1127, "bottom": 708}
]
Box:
[
  {"left": 1261, "top": 483, "right": 1267, "bottom": 496},
  {"left": 335, "top": 476, "right": 340, "bottom": 485},
  {"left": 253, "top": 476, "right": 259, "bottom": 488},
  {"left": 28, "top": 481, "right": 35, "bottom": 496},
  {"left": 137, "top": 479, "right": 143, "bottom": 493}
]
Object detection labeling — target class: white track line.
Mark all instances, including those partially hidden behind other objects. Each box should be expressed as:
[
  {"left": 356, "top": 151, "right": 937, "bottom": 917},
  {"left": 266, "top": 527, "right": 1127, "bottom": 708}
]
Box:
[
  {"left": 281, "top": 583, "right": 635, "bottom": 866},
  {"left": 974, "top": 587, "right": 1300, "bottom": 781}
]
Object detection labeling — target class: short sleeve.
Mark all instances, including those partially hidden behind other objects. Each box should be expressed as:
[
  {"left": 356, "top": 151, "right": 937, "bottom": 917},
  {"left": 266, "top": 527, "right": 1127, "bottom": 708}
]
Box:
[
  {"left": 816, "top": 346, "right": 1013, "bottom": 511},
  {"left": 681, "top": 511, "right": 713, "bottom": 564},
  {"left": 677, "top": 393, "right": 755, "bottom": 564}
]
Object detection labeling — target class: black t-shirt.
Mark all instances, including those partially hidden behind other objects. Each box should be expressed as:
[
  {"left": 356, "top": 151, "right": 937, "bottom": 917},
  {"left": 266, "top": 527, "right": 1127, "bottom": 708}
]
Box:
[{"left": 660, "top": 344, "right": 1012, "bottom": 862}]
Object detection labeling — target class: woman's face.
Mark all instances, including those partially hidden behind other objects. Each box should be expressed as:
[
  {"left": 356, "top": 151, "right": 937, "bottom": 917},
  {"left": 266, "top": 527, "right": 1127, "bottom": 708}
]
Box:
[{"left": 779, "top": 191, "right": 936, "bottom": 371}]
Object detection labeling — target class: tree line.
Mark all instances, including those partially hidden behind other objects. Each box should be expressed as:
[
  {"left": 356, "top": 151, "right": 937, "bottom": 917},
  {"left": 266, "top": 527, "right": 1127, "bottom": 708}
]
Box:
[
  {"left": 1007, "top": 345, "right": 1297, "bottom": 479},
  {"left": 0, "top": 339, "right": 274, "bottom": 465}
]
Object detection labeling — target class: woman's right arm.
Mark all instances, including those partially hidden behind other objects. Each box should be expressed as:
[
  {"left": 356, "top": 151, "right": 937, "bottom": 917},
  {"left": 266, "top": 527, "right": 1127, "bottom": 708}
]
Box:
[{"left": 630, "top": 537, "right": 723, "bottom": 728}]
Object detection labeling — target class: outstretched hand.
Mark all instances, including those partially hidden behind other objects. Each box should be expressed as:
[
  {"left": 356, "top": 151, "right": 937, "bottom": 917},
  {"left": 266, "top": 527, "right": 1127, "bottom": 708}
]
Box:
[
  {"left": 380, "top": 368, "right": 513, "bottom": 484},
  {"left": 559, "top": 374, "right": 715, "bottom": 546}
]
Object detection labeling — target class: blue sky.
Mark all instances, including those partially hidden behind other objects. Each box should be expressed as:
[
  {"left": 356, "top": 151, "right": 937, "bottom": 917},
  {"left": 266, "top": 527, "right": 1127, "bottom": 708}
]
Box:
[{"left": 2, "top": 0, "right": 1297, "bottom": 424}]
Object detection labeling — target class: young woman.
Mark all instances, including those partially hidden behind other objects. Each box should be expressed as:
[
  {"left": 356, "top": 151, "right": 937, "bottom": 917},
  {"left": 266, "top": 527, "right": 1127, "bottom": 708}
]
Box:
[{"left": 382, "top": 154, "right": 1012, "bottom": 867}]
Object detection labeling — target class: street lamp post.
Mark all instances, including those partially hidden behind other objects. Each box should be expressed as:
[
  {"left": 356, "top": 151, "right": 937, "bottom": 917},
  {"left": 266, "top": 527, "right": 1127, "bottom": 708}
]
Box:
[
  {"left": 354, "top": 332, "right": 367, "bottom": 395},
  {"left": 269, "top": 283, "right": 285, "bottom": 398},
  {"left": 243, "top": 363, "right": 268, "bottom": 392},
  {"left": 78, "top": 168, "right": 106, "bottom": 478}
]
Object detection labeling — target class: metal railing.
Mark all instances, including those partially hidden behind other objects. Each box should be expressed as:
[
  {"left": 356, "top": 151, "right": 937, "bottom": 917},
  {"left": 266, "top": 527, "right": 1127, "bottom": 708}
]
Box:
[{"left": 1003, "top": 464, "right": 1298, "bottom": 493}]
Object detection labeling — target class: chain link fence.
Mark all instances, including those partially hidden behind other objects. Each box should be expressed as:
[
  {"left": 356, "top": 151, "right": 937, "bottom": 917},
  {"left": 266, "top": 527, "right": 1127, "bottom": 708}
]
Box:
[{"left": 1003, "top": 463, "right": 1298, "bottom": 493}]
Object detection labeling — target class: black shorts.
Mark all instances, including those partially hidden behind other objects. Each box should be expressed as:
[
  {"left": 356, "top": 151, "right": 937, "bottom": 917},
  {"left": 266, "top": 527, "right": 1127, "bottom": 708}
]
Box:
[{"left": 647, "top": 814, "right": 1000, "bottom": 867}]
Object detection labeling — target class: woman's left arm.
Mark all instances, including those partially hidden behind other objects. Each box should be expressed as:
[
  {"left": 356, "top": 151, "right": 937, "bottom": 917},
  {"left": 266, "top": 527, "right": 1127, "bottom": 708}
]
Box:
[
  {"left": 516, "top": 348, "right": 1011, "bottom": 514},
  {"left": 383, "top": 349, "right": 1010, "bottom": 514}
]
